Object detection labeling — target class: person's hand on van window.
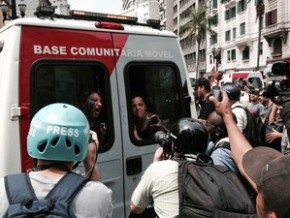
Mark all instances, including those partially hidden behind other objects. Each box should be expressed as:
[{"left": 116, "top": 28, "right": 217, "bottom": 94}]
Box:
[
  {"left": 131, "top": 94, "right": 168, "bottom": 141},
  {"left": 82, "top": 90, "right": 107, "bottom": 146}
]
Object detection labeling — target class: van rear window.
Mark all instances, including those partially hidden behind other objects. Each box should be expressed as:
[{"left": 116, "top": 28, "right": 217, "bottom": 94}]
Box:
[
  {"left": 31, "top": 61, "right": 113, "bottom": 152},
  {"left": 125, "top": 63, "right": 185, "bottom": 145}
]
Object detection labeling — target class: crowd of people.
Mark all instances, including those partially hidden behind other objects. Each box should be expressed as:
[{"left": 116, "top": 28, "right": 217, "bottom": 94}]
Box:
[
  {"left": 1, "top": 73, "right": 290, "bottom": 218},
  {"left": 130, "top": 74, "right": 290, "bottom": 218}
]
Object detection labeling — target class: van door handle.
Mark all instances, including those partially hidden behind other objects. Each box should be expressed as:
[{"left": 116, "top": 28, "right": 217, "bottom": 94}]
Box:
[{"left": 126, "top": 156, "right": 142, "bottom": 176}]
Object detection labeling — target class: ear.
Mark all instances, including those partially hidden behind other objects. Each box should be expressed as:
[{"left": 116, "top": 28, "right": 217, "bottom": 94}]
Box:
[
  {"left": 215, "top": 127, "right": 222, "bottom": 136},
  {"left": 268, "top": 211, "right": 278, "bottom": 218}
]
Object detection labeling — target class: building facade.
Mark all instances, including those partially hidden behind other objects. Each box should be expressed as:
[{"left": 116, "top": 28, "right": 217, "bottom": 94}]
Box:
[
  {"left": 206, "top": 0, "right": 290, "bottom": 76},
  {"left": 165, "top": 0, "right": 207, "bottom": 75},
  {"left": 123, "top": 0, "right": 290, "bottom": 77}
]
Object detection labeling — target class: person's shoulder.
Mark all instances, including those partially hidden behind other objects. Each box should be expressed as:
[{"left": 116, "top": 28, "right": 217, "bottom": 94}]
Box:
[
  {"left": 84, "top": 181, "right": 112, "bottom": 194},
  {"left": 76, "top": 181, "right": 112, "bottom": 202},
  {"left": 145, "top": 160, "right": 179, "bottom": 175}
]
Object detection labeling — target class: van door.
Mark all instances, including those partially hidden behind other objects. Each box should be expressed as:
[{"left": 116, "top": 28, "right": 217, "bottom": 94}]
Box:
[
  {"left": 19, "top": 26, "right": 126, "bottom": 217},
  {"left": 113, "top": 33, "right": 189, "bottom": 217}
]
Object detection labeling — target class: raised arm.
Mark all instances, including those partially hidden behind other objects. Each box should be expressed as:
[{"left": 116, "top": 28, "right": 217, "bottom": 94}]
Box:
[{"left": 210, "top": 91, "right": 257, "bottom": 190}]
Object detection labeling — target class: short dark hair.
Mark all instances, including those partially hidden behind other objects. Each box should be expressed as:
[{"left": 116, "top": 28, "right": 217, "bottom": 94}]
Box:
[{"left": 195, "top": 78, "right": 211, "bottom": 92}]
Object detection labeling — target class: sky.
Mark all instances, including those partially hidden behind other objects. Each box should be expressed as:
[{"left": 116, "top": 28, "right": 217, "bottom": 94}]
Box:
[{"left": 67, "top": 0, "right": 123, "bottom": 14}]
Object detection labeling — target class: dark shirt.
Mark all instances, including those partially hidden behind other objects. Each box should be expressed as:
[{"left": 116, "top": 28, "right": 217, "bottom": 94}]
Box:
[{"left": 198, "top": 94, "right": 215, "bottom": 120}]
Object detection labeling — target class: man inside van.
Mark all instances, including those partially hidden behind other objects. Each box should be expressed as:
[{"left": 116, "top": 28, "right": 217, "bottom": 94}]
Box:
[{"left": 195, "top": 77, "right": 215, "bottom": 123}]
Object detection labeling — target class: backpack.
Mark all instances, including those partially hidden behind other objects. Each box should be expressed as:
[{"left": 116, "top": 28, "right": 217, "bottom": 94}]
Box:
[
  {"left": 177, "top": 156, "right": 257, "bottom": 218},
  {"left": 233, "top": 105, "right": 263, "bottom": 147},
  {"left": 3, "top": 172, "right": 88, "bottom": 218}
]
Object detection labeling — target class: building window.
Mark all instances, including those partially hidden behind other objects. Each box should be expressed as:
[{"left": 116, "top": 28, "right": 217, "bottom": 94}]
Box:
[
  {"left": 212, "top": 0, "right": 218, "bottom": 8},
  {"left": 209, "top": 54, "right": 213, "bottom": 64},
  {"left": 237, "top": 0, "right": 247, "bottom": 13},
  {"left": 227, "top": 49, "right": 236, "bottom": 61},
  {"left": 240, "top": 22, "right": 246, "bottom": 35},
  {"left": 225, "top": 7, "right": 236, "bottom": 20},
  {"left": 210, "top": 34, "right": 218, "bottom": 45},
  {"left": 225, "top": 9, "right": 230, "bottom": 20},
  {"left": 209, "top": 14, "right": 218, "bottom": 26},
  {"left": 227, "top": 50, "right": 231, "bottom": 61},
  {"left": 231, "top": 49, "right": 236, "bottom": 60},
  {"left": 200, "top": 49, "right": 206, "bottom": 62},
  {"left": 259, "top": 42, "right": 263, "bottom": 55},
  {"left": 231, "top": 7, "right": 236, "bottom": 18},
  {"left": 265, "top": 9, "right": 277, "bottom": 26},
  {"left": 242, "top": 46, "right": 250, "bottom": 60},
  {"left": 233, "top": 28, "right": 236, "bottom": 39},
  {"left": 273, "top": 38, "right": 282, "bottom": 56},
  {"left": 225, "top": 30, "right": 231, "bottom": 41}
]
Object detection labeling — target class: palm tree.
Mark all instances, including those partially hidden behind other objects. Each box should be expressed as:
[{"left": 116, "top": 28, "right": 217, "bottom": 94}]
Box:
[
  {"left": 255, "top": 0, "right": 265, "bottom": 71},
  {"left": 180, "top": 4, "right": 215, "bottom": 78}
]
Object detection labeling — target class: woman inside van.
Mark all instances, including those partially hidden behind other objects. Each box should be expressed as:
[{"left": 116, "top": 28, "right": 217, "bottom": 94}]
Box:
[
  {"left": 82, "top": 89, "right": 107, "bottom": 146},
  {"left": 131, "top": 94, "right": 168, "bottom": 141}
]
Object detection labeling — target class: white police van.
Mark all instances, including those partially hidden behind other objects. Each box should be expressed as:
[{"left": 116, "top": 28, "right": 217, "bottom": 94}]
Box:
[
  {"left": 0, "top": 3, "right": 196, "bottom": 218},
  {"left": 220, "top": 71, "right": 264, "bottom": 89}
]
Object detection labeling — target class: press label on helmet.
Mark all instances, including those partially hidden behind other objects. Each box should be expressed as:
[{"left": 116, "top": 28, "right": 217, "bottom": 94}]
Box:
[
  {"left": 28, "top": 119, "right": 42, "bottom": 137},
  {"left": 46, "top": 125, "right": 80, "bottom": 137}
]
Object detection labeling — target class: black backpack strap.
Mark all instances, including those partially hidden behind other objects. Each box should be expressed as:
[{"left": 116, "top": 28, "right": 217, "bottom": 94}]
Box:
[
  {"left": 215, "top": 140, "right": 231, "bottom": 150},
  {"left": 232, "top": 104, "right": 246, "bottom": 111},
  {"left": 45, "top": 172, "right": 89, "bottom": 203},
  {"left": 4, "top": 173, "right": 36, "bottom": 204}
]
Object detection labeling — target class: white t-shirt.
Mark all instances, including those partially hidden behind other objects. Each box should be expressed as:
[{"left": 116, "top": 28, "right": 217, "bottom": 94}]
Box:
[
  {"left": 232, "top": 102, "right": 248, "bottom": 132},
  {"left": 131, "top": 160, "right": 179, "bottom": 218},
  {"left": 0, "top": 172, "right": 113, "bottom": 218}
]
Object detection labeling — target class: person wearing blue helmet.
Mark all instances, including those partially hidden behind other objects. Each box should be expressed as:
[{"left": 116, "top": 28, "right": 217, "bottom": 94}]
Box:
[{"left": 0, "top": 103, "right": 113, "bottom": 218}]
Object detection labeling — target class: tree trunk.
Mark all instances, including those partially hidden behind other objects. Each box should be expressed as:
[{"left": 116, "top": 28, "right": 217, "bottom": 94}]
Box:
[{"left": 196, "top": 38, "right": 201, "bottom": 78}]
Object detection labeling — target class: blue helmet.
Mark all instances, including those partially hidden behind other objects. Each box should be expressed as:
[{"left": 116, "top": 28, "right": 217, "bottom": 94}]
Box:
[{"left": 27, "top": 103, "right": 90, "bottom": 162}]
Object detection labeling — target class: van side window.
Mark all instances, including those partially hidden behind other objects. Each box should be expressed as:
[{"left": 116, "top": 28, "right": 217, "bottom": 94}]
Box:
[
  {"left": 125, "top": 63, "right": 185, "bottom": 145},
  {"left": 31, "top": 61, "right": 113, "bottom": 152}
]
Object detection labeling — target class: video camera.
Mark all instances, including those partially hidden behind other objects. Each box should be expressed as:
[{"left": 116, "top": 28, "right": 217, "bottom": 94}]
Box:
[
  {"left": 154, "top": 131, "right": 175, "bottom": 154},
  {"left": 265, "top": 61, "right": 290, "bottom": 105}
]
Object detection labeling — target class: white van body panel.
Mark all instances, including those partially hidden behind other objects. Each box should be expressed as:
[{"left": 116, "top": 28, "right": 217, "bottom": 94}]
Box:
[
  {"left": 0, "top": 26, "right": 22, "bottom": 174},
  {"left": 220, "top": 71, "right": 264, "bottom": 88}
]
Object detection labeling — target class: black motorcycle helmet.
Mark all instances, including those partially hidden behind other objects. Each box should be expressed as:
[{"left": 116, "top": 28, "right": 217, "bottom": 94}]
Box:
[
  {"left": 223, "top": 82, "right": 241, "bottom": 101},
  {"left": 170, "top": 118, "right": 209, "bottom": 154}
]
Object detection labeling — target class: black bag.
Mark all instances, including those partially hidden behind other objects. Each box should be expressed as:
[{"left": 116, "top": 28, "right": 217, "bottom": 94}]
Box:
[
  {"left": 3, "top": 172, "right": 88, "bottom": 218},
  {"left": 178, "top": 157, "right": 257, "bottom": 218},
  {"left": 233, "top": 105, "right": 263, "bottom": 147}
]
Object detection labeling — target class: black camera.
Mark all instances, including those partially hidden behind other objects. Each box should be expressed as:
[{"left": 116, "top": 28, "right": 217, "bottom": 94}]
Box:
[
  {"left": 154, "top": 131, "right": 173, "bottom": 153},
  {"left": 147, "top": 116, "right": 159, "bottom": 125},
  {"left": 265, "top": 61, "right": 290, "bottom": 105},
  {"left": 271, "top": 61, "right": 290, "bottom": 76},
  {"left": 211, "top": 86, "right": 221, "bottom": 100}
]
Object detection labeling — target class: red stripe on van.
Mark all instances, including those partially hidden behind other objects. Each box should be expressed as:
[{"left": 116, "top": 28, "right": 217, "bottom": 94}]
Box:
[
  {"left": 19, "top": 26, "right": 128, "bottom": 172},
  {"left": 232, "top": 73, "right": 249, "bottom": 80}
]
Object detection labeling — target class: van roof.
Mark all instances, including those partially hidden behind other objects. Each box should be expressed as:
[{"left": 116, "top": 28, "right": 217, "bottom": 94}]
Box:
[{"left": 0, "top": 17, "right": 176, "bottom": 37}]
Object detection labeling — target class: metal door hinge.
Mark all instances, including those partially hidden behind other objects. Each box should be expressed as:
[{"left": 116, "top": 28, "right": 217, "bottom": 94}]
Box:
[{"left": 10, "top": 104, "right": 29, "bottom": 121}]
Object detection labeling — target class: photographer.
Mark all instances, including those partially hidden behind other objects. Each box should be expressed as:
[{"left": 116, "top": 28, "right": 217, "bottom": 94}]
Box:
[
  {"left": 264, "top": 61, "right": 290, "bottom": 153},
  {"left": 130, "top": 118, "right": 209, "bottom": 217}
]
